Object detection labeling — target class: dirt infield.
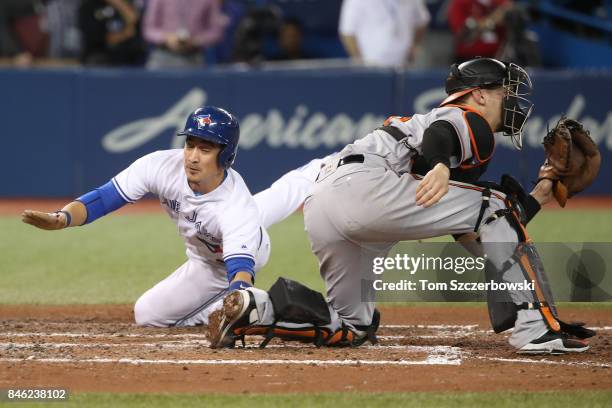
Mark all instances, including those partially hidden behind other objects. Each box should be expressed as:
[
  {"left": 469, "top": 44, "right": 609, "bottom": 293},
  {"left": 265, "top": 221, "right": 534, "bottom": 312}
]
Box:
[{"left": 1, "top": 305, "right": 610, "bottom": 393}]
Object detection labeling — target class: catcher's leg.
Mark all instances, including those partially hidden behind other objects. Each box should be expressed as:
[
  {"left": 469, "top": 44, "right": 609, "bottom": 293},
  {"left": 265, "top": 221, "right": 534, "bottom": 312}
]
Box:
[
  {"left": 303, "top": 181, "right": 390, "bottom": 332},
  {"left": 308, "top": 162, "right": 593, "bottom": 353},
  {"left": 478, "top": 200, "right": 594, "bottom": 353}
]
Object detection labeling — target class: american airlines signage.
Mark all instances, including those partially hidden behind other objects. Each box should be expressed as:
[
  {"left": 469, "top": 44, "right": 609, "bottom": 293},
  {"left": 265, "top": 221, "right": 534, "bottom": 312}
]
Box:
[{"left": 101, "top": 87, "right": 612, "bottom": 153}]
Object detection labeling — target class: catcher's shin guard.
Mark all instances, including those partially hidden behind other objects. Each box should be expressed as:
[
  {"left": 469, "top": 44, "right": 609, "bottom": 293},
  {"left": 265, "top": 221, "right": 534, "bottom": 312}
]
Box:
[
  {"left": 325, "top": 309, "right": 380, "bottom": 347},
  {"left": 484, "top": 204, "right": 595, "bottom": 339},
  {"left": 255, "top": 308, "right": 380, "bottom": 348}
]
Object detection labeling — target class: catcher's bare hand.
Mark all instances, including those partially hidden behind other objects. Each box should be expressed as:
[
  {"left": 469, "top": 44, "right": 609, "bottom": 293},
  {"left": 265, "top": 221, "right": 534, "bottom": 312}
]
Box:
[
  {"left": 416, "top": 163, "right": 450, "bottom": 208},
  {"left": 531, "top": 168, "right": 555, "bottom": 206},
  {"left": 21, "top": 210, "right": 68, "bottom": 230}
]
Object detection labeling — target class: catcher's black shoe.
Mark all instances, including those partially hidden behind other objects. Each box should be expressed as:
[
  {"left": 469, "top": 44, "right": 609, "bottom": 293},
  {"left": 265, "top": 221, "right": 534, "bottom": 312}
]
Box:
[
  {"left": 207, "top": 290, "right": 257, "bottom": 349},
  {"left": 517, "top": 330, "right": 590, "bottom": 355}
]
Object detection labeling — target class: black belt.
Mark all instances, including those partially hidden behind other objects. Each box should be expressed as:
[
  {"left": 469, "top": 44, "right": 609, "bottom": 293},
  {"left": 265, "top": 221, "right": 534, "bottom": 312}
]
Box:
[
  {"left": 378, "top": 125, "right": 407, "bottom": 142},
  {"left": 315, "top": 154, "right": 365, "bottom": 182},
  {"left": 338, "top": 154, "right": 364, "bottom": 167}
]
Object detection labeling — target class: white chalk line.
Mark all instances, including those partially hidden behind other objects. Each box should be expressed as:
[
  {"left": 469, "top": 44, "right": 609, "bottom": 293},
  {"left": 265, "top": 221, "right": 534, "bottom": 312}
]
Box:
[
  {"left": 0, "top": 355, "right": 462, "bottom": 367},
  {"left": 381, "top": 324, "right": 479, "bottom": 329},
  {"left": 0, "top": 332, "right": 208, "bottom": 339},
  {"left": 6, "top": 323, "right": 611, "bottom": 331},
  {"left": 0, "top": 341, "right": 210, "bottom": 349},
  {"left": 381, "top": 325, "right": 612, "bottom": 331},
  {"left": 0, "top": 341, "right": 435, "bottom": 351},
  {"left": 0, "top": 333, "right": 474, "bottom": 343},
  {"left": 476, "top": 356, "right": 611, "bottom": 368},
  {"left": 2, "top": 325, "right": 608, "bottom": 338},
  {"left": 3, "top": 353, "right": 608, "bottom": 368},
  {"left": 0, "top": 332, "right": 462, "bottom": 340},
  {"left": 1, "top": 338, "right": 607, "bottom": 369}
]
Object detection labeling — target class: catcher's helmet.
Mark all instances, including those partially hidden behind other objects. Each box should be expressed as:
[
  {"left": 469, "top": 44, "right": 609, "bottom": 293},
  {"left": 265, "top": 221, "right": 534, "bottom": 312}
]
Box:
[
  {"left": 177, "top": 106, "right": 240, "bottom": 169},
  {"left": 441, "top": 57, "right": 534, "bottom": 150}
]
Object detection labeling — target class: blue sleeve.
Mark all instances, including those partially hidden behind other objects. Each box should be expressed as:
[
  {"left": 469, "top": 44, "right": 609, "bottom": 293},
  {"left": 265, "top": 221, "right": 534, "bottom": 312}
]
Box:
[
  {"left": 76, "top": 181, "right": 129, "bottom": 224},
  {"left": 225, "top": 256, "right": 255, "bottom": 283}
]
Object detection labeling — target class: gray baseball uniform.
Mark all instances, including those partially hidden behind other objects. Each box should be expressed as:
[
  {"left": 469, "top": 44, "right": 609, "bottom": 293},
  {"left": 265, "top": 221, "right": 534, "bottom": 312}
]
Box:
[{"left": 247, "top": 107, "right": 547, "bottom": 348}]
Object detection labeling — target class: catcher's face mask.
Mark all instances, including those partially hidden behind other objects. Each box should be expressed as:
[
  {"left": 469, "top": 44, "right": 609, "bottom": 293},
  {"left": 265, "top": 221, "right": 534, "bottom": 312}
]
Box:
[{"left": 501, "top": 63, "right": 534, "bottom": 150}]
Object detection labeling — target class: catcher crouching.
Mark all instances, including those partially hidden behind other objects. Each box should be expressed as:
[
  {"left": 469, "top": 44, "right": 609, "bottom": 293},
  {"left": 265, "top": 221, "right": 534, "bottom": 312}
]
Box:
[{"left": 207, "top": 58, "right": 601, "bottom": 354}]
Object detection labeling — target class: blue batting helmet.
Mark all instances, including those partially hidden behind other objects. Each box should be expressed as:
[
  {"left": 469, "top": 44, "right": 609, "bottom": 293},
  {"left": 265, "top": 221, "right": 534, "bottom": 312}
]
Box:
[{"left": 177, "top": 106, "right": 240, "bottom": 169}]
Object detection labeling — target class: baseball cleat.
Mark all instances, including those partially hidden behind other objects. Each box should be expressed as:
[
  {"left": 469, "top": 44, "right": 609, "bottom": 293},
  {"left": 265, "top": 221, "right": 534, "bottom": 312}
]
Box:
[
  {"left": 207, "top": 290, "right": 257, "bottom": 348},
  {"left": 517, "top": 330, "right": 590, "bottom": 355}
]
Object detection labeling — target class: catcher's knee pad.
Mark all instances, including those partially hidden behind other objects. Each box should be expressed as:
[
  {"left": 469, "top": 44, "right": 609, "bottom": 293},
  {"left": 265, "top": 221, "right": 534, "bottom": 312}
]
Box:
[
  {"left": 268, "top": 277, "right": 331, "bottom": 326},
  {"left": 245, "top": 277, "right": 333, "bottom": 348}
]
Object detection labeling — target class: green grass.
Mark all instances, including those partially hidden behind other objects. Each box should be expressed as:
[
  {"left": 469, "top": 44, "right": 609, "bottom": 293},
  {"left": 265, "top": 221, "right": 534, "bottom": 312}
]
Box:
[
  {"left": 2, "top": 391, "right": 611, "bottom": 408},
  {"left": 1, "top": 209, "right": 611, "bottom": 304},
  {"left": 0, "top": 213, "right": 318, "bottom": 304}
]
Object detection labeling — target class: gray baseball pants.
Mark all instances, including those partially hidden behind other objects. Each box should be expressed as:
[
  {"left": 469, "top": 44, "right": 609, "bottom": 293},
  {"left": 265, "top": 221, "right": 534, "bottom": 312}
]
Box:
[{"left": 301, "top": 154, "right": 547, "bottom": 348}]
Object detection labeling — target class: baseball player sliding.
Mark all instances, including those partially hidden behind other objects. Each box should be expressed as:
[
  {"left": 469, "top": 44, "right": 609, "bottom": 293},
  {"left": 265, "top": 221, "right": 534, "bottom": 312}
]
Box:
[
  {"left": 207, "top": 58, "right": 597, "bottom": 354},
  {"left": 22, "top": 106, "right": 324, "bottom": 327}
]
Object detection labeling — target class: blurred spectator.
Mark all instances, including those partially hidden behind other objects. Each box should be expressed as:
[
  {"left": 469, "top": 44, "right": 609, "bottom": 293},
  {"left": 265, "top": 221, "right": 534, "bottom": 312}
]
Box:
[
  {"left": 497, "top": 5, "right": 541, "bottom": 67},
  {"left": 142, "top": 0, "right": 228, "bottom": 69},
  {"left": 338, "top": 0, "right": 430, "bottom": 68},
  {"left": 270, "top": 17, "right": 312, "bottom": 61},
  {"left": 231, "top": 5, "right": 281, "bottom": 64},
  {"left": 448, "top": 0, "right": 513, "bottom": 62},
  {"left": 45, "top": 0, "right": 82, "bottom": 59},
  {"left": 209, "top": 0, "right": 247, "bottom": 64},
  {"left": 79, "top": 0, "right": 145, "bottom": 66},
  {"left": 0, "top": 0, "right": 47, "bottom": 67}
]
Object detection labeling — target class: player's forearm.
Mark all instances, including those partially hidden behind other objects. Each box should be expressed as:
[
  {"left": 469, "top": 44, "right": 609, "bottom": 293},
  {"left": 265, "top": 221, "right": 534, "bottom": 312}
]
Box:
[
  {"left": 228, "top": 272, "right": 254, "bottom": 291},
  {"left": 530, "top": 179, "right": 553, "bottom": 206},
  {"left": 232, "top": 271, "right": 254, "bottom": 284},
  {"left": 59, "top": 201, "right": 88, "bottom": 227}
]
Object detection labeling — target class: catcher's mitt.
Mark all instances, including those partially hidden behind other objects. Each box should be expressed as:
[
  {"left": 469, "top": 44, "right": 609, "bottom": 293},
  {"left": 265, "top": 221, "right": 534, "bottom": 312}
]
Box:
[{"left": 540, "top": 118, "right": 601, "bottom": 207}]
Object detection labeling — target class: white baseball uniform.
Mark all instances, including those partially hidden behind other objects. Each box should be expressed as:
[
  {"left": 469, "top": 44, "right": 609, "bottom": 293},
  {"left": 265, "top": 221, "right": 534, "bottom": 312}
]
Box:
[{"left": 121, "top": 149, "right": 324, "bottom": 327}]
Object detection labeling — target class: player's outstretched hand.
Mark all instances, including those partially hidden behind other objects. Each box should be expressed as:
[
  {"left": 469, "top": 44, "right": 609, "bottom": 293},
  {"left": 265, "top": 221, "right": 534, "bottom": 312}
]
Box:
[
  {"left": 21, "top": 210, "right": 68, "bottom": 230},
  {"left": 416, "top": 163, "right": 450, "bottom": 208}
]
